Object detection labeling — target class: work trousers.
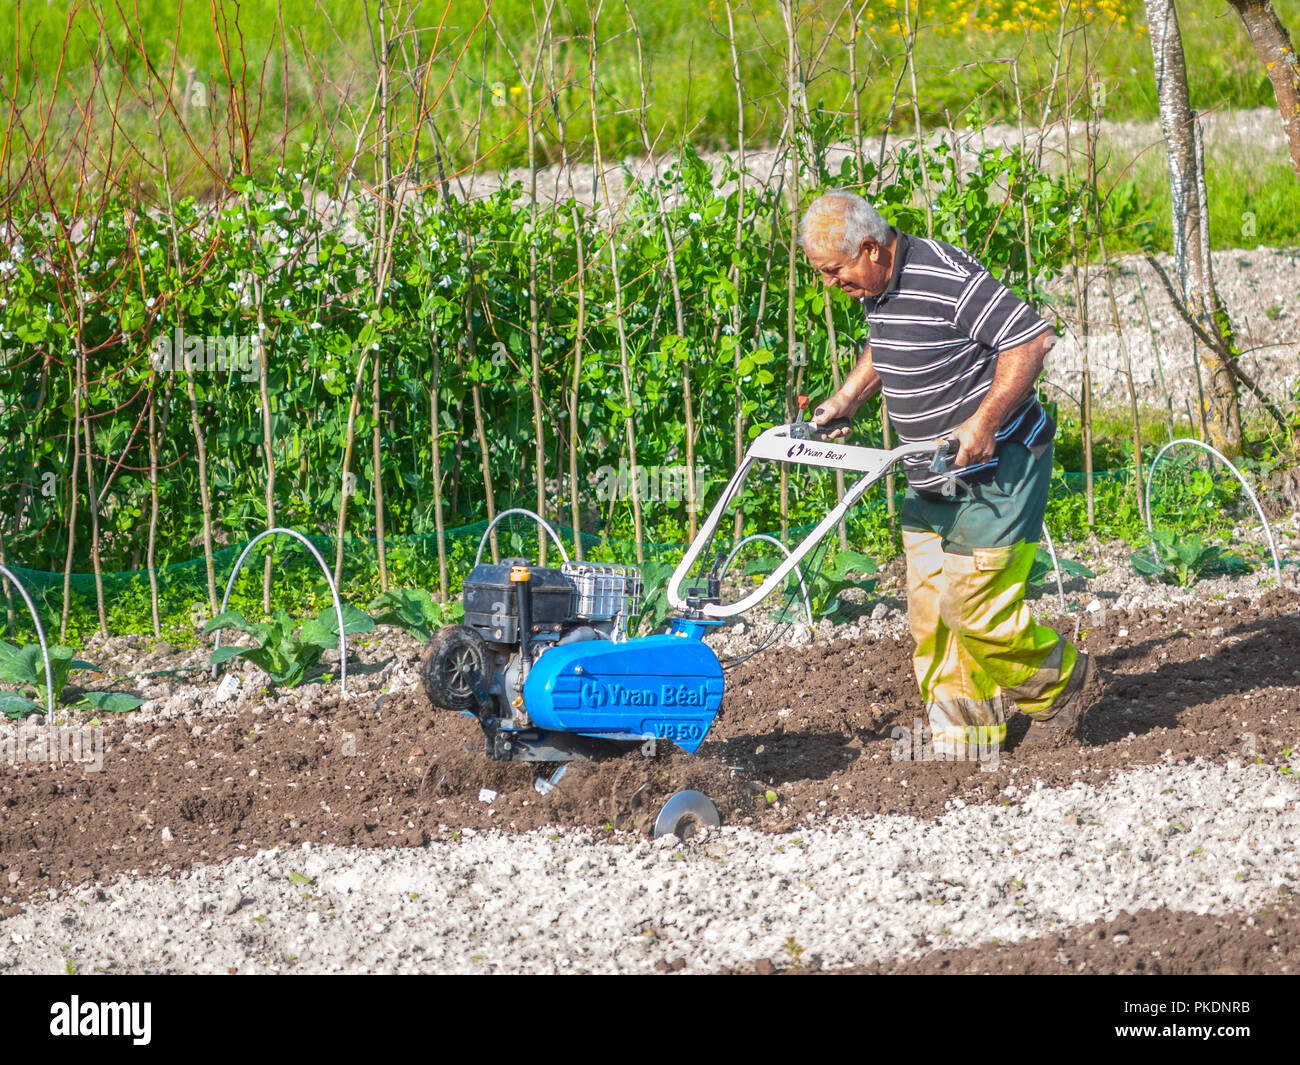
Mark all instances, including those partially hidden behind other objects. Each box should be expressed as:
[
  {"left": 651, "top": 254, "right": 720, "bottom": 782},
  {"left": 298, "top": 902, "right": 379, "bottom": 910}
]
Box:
[{"left": 900, "top": 440, "right": 1080, "bottom": 756}]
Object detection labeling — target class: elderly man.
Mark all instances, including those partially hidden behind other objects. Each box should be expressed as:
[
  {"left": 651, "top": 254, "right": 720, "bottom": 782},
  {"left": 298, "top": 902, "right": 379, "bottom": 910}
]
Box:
[{"left": 801, "top": 189, "right": 1094, "bottom": 756}]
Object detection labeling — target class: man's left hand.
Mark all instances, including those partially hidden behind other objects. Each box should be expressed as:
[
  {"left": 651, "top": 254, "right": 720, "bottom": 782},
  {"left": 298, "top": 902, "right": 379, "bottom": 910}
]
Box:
[{"left": 950, "top": 416, "right": 997, "bottom": 468}]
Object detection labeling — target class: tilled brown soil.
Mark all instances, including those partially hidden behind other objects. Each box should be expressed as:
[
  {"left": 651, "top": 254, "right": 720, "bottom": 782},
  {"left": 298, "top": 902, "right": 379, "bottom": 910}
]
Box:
[
  {"left": 724, "top": 896, "right": 1300, "bottom": 974},
  {"left": 858, "top": 897, "right": 1300, "bottom": 975},
  {"left": 713, "top": 586, "right": 1300, "bottom": 823},
  {"left": 2, "top": 587, "right": 1298, "bottom": 937},
  {"left": 0, "top": 694, "right": 746, "bottom": 916}
]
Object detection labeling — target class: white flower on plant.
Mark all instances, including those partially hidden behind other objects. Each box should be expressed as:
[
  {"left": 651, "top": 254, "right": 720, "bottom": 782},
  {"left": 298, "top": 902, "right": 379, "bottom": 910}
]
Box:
[
  {"left": 689, "top": 211, "right": 702, "bottom": 223},
  {"left": 145, "top": 297, "right": 156, "bottom": 309},
  {"left": 310, "top": 320, "right": 323, "bottom": 330},
  {"left": 438, "top": 275, "right": 452, "bottom": 288}
]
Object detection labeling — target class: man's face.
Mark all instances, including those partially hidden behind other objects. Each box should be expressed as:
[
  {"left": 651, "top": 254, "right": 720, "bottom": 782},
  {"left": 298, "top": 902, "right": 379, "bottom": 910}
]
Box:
[{"left": 804, "top": 235, "right": 894, "bottom": 300}]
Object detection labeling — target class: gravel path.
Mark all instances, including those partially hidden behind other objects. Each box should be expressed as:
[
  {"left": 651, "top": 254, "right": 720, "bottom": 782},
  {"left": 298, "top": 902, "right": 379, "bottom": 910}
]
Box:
[
  {"left": 455, "top": 108, "right": 1290, "bottom": 211},
  {"left": 2, "top": 759, "right": 1295, "bottom": 974}
]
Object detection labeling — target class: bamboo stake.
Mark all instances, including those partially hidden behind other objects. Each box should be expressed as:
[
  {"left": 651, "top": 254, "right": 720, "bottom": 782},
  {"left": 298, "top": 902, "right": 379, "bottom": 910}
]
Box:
[
  {"left": 548, "top": 25, "right": 587, "bottom": 561},
  {"left": 822, "top": 298, "right": 850, "bottom": 550},
  {"left": 490, "top": 1, "right": 557, "bottom": 566},
  {"left": 80, "top": 353, "right": 108, "bottom": 637},
  {"left": 469, "top": 344, "right": 500, "bottom": 563},
  {"left": 587, "top": 0, "right": 644, "bottom": 563},
  {"left": 779, "top": 0, "right": 801, "bottom": 540},
  {"left": 146, "top": 30, "right": 219, "bottom": 619},
  {"left": 903, "top": 0, "right": 933, "bottom": 238},
  {"left": 429, "top": 344, "right": 448, "bottom": 599},
  {"left": 146, "top": 382, "right": 161, "bottom": 636},
  {"left": 844, "top": 3, "right": 896, "bottom": 531},
  {"left": 58, "top": 347, "right": 82, "bottom": 643},
  {"left": 0, "top": 531, "right": 11, "bottom": 638},
  {"left": 367, "top": 0, "right": 396, "bottom": 593},
  {"left": 625, "top": 0, "right": 697, "bottom": 541},
  {"left": 725, "top": 0, "right": 748, "bottom": 543}
]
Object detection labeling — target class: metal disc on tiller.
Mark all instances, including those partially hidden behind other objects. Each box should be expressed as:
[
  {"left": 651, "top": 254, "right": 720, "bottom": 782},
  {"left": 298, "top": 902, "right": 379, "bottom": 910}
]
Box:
[{"left": 653, "top": 789, "right": 721, "bottom": 840}]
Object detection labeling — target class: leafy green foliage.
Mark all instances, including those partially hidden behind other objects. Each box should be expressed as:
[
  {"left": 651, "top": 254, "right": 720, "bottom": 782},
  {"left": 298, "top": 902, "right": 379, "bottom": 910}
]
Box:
[
  {"left": 0, "top": 640, "right": 144, "bottom": 717},
  {"left": 745, "top": 548, "right": 878, "bottom": 620},
  {"left": 1027, "top": 549, "right": 1096, "bottom": 588},
  {"left": 2, "top": 130, "right": 1080, "bottom": 643},
  {"left": 0, "top": 640, "right": 97, "bottom": 713},
  {"left": 634, "top": 561, "right": 678, "bottom": 635},
  {"left": 0, "top": 692, "right": 39, "bottom": 719},
  {"left": 1131, "top": 529, "right": 1252, "bottom": 587},
  {"left": 204, "top": 603, "right": 375, "bottom": 688},
  {"left": 366, "top": 587, "right": 463, "bottom": 643},
  {"left": 75, "top": 691, "right": 146, "bottom": 714}
]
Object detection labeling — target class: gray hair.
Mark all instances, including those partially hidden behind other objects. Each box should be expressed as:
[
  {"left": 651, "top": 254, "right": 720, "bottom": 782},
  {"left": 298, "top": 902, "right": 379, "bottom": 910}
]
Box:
[{"left": 799, "top": 191, "right": 892, "bottom": 257}]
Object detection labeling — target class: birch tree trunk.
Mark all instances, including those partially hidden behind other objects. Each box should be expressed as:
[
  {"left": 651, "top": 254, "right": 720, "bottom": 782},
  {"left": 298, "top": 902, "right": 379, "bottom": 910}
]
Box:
[
  {"left": 1228, "top": 0, "right": 1300, "bottom": 178},
  {"left": 1143, "top": 0, "right": 1243, "bottom": 454}
]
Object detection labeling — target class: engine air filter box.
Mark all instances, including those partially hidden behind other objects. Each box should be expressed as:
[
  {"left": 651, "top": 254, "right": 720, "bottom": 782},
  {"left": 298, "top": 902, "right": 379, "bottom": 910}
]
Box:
[{"left": 463, "top": 560, "right": 573, "bottom": 642}]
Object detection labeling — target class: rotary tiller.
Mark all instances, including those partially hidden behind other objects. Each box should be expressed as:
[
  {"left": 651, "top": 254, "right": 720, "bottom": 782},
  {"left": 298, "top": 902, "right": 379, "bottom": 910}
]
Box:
[{"left": 419, "top": 409, "right": 958, "bottom": 764}]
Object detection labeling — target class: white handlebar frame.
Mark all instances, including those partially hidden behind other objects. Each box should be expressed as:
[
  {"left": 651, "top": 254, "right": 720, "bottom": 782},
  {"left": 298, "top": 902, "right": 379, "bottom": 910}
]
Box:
[{"left": 666, "top": 425, "right": 952, "bottom": 618}]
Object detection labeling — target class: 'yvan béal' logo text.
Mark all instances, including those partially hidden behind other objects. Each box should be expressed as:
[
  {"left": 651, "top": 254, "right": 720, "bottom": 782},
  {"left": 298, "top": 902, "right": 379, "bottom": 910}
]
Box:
[
  {"left": 785, "top": 441, "right": 847, "bottom": 462},
  {"left": 579, "top": 680, "right": 710, "bottom": 708}
]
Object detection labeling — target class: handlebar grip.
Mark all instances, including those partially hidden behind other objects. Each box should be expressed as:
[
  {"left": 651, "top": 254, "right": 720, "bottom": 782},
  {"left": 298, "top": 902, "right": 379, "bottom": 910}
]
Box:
[{"left": 810, "top": 416, "right": 851, "bottom": 437}]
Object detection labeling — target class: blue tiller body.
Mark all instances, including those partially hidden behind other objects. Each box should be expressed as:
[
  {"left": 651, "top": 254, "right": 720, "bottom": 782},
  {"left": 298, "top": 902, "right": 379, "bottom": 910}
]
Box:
[{"left": 419, "top": 417, "right": 955, "bottom": 763}]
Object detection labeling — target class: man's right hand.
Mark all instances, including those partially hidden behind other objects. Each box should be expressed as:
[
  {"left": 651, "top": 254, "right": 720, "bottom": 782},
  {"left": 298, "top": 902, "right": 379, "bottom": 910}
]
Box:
[{"left": 811, "top": 392, "right": 858, "bottom": 440}]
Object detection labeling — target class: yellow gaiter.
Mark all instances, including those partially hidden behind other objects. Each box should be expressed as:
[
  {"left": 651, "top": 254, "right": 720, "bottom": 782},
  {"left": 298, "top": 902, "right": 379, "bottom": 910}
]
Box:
[
  {"left": 905, "top": 532, "right": 1078, "bottom": 756},
  {"left": 900, "top": 441, "right": 1079, "bottom": 757}
]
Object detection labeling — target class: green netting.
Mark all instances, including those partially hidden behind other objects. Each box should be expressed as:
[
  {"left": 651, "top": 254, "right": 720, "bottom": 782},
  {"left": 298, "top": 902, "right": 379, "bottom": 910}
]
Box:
[
  {"left": 0, "top": 464, "right": 1217, "bottom": 592},
  {"left": 0, "top": 461, "right": 1259, "bottom": 641}
]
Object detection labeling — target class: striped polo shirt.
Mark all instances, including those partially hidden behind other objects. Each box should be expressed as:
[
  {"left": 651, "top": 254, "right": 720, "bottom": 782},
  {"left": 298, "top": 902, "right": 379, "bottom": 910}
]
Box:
[{"left": 860, "top": 230, "right": 1055, "bottom": 497}]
